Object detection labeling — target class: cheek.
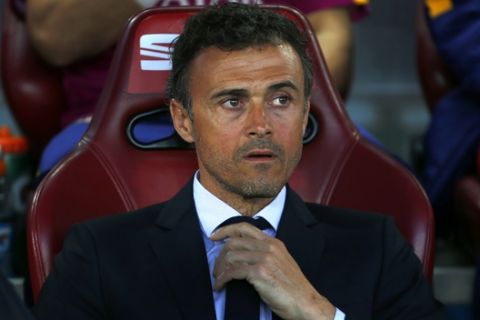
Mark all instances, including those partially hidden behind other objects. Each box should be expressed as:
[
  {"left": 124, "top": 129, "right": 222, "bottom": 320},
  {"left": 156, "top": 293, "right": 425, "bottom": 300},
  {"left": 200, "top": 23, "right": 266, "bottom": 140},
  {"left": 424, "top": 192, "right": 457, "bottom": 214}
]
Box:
[
  {"left": 194, "top": 123, "right": 239, "bottom": 157},
  {"left": 278, "top": 128, "right": 305, "bottom": 157},
  {"left": 282, "top": 134, "right": 303, "bottom": 153},
  {"left": 276, "top": 117, "right": 305, "bottom": 140}
]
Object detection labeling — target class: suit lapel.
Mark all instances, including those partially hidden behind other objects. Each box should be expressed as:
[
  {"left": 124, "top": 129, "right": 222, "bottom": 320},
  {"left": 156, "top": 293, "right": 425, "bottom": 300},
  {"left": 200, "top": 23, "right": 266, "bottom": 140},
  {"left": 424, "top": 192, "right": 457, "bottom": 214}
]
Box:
[
  {"left": 147, "top": 184, "right": 326, "bottom": 320},
  {"left": 148, "top": 182, "right": 216, "bottom": 320},
  {"left": 273, "top": 187, "right": 326, "bottom": 320}
]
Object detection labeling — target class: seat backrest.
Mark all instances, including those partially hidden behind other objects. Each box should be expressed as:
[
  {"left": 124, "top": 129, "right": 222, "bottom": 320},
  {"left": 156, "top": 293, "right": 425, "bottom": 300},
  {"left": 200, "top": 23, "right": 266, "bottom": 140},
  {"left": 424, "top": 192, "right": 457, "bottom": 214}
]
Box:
[
  {"left": 0, "top": 0, "right": 67, "bottom": 160},
  {"left": 415, "top": 0, "right": 456, "bottom": 112},
  {"left": 28, "top": 6, "right": 435, "bottom": 300}
]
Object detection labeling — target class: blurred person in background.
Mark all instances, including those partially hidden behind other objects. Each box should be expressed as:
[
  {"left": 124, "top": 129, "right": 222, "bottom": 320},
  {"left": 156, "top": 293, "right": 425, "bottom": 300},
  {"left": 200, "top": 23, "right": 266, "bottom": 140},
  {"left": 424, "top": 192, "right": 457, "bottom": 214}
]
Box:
[
  {"left": 422, "top": 1, "right": 480, "bottom": 317},
  {"left": 421, "top": 0, "right": 480, "bottom": 234}
]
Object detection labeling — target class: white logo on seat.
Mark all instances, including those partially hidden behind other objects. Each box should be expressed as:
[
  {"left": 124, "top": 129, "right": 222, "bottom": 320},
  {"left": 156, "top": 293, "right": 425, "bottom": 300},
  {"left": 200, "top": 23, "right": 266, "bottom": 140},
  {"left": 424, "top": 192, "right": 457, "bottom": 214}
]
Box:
[{"left": 140, "top": 34, "right": 179, "bottom": 71}]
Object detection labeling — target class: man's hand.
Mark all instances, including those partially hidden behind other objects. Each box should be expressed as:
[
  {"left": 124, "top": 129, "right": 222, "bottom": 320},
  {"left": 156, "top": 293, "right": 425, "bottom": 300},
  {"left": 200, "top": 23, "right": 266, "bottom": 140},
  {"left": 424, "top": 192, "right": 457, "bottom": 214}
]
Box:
[{"left": 210, "top": 222, "right": 335, "bottom": 320}]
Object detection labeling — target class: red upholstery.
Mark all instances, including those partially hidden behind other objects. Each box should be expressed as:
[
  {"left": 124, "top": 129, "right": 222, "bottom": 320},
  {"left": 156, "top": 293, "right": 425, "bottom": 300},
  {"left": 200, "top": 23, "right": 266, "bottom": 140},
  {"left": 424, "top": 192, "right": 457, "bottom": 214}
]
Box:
[
  {"left": 0, "top": 0, "right": 67, "bottom": 160},
  {"left": 28, "top": 6, "right": 435, "bottom": 300},
  {"left": 415, "top": 0, "right": 456, "bottom": 112}
]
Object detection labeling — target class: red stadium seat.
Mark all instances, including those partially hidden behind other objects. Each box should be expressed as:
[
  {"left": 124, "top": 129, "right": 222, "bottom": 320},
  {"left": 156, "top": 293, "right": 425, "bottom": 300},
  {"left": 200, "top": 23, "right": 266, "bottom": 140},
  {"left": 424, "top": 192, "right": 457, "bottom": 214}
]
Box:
[
  {"left": 27, "top": 6, "right": 435, "bottom": 300},
  {"left": 0, "top": 0, "right": 67, "bottom": 161}
]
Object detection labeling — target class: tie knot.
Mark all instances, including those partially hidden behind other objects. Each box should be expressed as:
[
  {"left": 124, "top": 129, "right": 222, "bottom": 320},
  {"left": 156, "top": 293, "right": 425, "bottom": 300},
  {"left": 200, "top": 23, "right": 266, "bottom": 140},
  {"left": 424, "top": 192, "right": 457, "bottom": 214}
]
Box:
[{"left": 216, "top": 216, "right": 272, "bottom": 231}]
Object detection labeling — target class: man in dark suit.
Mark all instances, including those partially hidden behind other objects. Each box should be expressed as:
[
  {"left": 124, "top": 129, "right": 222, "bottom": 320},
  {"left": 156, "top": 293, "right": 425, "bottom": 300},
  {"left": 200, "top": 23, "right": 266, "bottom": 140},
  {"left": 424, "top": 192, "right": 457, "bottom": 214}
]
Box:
[{"left": 34, "top": 3, "right": 445, "bottom": 319}]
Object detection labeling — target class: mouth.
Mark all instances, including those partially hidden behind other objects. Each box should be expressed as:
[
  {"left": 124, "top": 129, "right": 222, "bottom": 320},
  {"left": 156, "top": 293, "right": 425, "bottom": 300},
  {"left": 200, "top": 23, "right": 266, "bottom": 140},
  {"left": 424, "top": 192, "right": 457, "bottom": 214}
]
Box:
[{"left": 244, "top": 149, "right": 277, "bottom": 162}]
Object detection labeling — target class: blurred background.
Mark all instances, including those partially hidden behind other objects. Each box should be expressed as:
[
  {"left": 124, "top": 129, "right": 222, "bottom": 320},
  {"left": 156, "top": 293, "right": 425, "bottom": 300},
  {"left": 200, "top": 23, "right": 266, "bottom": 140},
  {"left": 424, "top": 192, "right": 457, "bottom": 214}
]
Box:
[{"left": 0, "top": 0, "right": 476, "bottom": 319}]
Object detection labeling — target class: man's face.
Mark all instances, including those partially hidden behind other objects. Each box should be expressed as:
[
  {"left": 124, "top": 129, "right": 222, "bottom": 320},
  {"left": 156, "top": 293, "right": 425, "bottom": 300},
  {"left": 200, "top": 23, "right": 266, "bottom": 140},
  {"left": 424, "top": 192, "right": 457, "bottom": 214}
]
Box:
[{"left": 171, "top": 44, "right": 309, "bottom": 204}]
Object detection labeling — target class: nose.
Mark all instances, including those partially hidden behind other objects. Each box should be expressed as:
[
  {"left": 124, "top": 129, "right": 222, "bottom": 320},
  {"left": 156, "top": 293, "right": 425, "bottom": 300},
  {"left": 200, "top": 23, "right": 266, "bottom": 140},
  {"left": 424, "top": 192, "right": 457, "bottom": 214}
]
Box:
[{"left": 247, "top": 104, "right": 272, "bottom": 138}]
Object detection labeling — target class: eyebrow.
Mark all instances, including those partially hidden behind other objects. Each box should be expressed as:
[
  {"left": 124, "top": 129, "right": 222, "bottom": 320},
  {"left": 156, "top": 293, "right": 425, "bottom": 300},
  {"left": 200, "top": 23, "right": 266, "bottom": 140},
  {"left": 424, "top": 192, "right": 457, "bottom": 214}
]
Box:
[
  {"left": 211, "top": 88, "right": 249, "bottom": 101},
  {"left": 210, "top": 80, "right": 300, "bottom": 101},
  {"left": 267, "top": 80, "right": 300, "bottom": 94}
]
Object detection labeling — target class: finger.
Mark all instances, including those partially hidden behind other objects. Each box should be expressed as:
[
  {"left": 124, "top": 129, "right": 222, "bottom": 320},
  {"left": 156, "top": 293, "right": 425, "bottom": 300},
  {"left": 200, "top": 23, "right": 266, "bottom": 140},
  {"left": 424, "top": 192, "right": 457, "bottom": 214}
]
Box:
[
  {"left": 213, "top": 240, "right": 254, "bottom": 280},
  {"left": 210, "top": 222, "right": 268, "bottom": 241},
  {"left": 222, "top": 236, "right": 270, "bottom": 252},
  {"left": 213, "top": 248, "right": 264, "bottom": 280},
  {"left": 213, "top": 262, "right": 256, "bottom": 291},
  {"left": 213, "top": 236, "right": 277, "bottom": 278}
]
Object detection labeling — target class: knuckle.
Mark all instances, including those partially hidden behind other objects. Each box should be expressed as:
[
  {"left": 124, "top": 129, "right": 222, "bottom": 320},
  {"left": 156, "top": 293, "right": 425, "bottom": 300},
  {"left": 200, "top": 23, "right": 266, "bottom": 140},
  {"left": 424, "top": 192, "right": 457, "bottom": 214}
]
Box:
[
  {"left": 225, "top": 250, "right": 235, "bottom": 263},
  {"left": 264, "top": 239, "right": 279, "bottom": 253},
  {"left": 263, "top": 252, "right": 275, "bottom": 265},
  {"left": 256, "top": 263, "right": 270, "bottom": 279},
  {"left": 272, "top": 237, "right": 283, "bottom": 246},
  {"left": 271, "top": 238, "right": 285, "bottom": 251},
  {"left": 266, "top": 242, "right": 276, "bottom": 252}
]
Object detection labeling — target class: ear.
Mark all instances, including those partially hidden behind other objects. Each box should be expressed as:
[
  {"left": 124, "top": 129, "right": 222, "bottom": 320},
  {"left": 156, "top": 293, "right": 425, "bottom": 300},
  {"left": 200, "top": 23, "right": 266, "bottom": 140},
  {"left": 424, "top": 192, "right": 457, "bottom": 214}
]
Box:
[
  {"left": 170, "top": 99, "right": 195, "bottom": 143},
  {"left": 302, "top": 99, "right": 311, "bottom": 135}
]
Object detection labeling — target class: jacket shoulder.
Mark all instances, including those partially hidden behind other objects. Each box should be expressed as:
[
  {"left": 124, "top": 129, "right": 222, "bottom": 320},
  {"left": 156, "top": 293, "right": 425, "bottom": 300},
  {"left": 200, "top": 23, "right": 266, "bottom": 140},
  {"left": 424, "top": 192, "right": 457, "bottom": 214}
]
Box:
[
  {"left": 305, "top": 202, "right": 389, "bottom": 229},
  {"left": 77, "top": 202, "right": 166, "bottom": 234}
]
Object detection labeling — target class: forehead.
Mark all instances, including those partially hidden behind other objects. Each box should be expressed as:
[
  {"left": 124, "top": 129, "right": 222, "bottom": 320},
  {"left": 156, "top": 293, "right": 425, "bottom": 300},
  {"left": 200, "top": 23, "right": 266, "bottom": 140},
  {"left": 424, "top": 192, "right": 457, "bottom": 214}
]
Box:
[{"left": 188, "top": 44, "right": 304, "bottom": 94}]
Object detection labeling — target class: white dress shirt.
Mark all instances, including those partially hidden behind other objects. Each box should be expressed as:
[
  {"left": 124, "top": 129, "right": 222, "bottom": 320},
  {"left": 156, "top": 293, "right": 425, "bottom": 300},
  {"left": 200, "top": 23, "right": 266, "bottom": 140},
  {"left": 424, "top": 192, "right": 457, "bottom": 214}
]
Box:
[{"left": 193, "top": 174, "right": 345, "bottom": 320}]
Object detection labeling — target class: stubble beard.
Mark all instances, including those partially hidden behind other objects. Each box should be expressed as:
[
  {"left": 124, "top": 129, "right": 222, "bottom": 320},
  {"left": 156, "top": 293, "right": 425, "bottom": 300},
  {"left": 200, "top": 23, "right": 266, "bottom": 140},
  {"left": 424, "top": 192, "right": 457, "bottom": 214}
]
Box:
[{"left": 200, "top": 139, "right": 302, "bottom": 200}]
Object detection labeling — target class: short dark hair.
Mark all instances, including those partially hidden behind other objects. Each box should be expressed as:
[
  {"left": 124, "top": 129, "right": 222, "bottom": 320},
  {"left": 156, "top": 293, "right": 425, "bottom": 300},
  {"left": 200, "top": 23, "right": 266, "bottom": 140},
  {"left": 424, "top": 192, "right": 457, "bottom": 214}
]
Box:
[{"left": 166, "top": 3, "right": 313, "bottom": 113}]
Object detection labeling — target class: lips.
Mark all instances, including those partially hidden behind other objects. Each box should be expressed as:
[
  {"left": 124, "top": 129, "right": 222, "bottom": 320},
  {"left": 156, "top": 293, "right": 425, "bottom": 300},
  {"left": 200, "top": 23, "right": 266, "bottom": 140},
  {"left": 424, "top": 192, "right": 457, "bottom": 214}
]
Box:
[
  {"left": 244, "top": 149, "right": 277, "bottom": 161},
  {"left": 236, "top": 140, "right": 284, "bottom": 163}
]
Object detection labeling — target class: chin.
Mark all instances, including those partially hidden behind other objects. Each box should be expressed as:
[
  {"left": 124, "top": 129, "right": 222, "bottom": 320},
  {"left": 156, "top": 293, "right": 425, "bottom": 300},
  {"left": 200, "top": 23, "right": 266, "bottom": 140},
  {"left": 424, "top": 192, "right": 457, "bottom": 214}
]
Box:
[{"left": 237, "top": 180, "right": 284, "bottom": 199}]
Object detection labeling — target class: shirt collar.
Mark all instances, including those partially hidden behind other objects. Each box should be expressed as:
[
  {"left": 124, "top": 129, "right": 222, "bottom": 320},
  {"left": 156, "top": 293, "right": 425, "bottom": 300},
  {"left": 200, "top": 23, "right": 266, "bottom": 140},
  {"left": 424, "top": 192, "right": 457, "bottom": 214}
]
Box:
[{"left": 193, "top": 172, "right": 285, "bottom": 237}]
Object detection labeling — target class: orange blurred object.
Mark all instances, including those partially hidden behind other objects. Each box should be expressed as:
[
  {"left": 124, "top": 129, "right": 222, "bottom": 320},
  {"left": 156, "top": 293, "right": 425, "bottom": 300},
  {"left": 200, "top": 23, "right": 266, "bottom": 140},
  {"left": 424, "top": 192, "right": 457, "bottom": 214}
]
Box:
[{"left": 0, "top": 125, "right": 28, "bottom": 153}]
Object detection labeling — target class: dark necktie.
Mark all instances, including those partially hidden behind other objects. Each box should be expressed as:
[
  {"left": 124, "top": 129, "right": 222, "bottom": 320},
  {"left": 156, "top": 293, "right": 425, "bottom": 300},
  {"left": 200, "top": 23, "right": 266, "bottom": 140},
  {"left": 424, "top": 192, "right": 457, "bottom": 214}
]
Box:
[{"left": 216, "top": 216, "right": 272, "bottom": 320}]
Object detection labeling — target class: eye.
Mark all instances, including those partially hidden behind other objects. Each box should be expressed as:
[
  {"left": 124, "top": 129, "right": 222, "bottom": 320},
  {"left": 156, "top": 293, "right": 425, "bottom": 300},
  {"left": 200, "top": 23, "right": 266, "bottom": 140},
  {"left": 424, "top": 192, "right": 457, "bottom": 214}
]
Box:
[
  {"left": 221, "top": 98, "right": 243, "bottom": 109},
  {"left": 271, "top": 95, "right": 290, "bottom": 107}
]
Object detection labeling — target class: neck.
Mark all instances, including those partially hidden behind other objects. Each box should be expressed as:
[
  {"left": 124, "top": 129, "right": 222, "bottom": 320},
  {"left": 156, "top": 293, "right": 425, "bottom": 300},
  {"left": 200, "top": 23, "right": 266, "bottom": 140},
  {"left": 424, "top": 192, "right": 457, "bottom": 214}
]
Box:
[
  {"left": 227, "top": 196, "right": 274, "bottom": 217},
  {"left": 197, "top": 175, "right": 277, "bottom": 217},
  {"left": 207, "top": 183, "right": 275, "bottom": 217}
]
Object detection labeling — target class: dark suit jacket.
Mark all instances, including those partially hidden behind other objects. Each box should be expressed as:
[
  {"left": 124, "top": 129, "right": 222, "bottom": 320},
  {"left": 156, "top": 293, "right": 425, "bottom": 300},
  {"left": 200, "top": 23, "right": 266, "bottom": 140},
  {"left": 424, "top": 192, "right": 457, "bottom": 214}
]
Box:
[
  {"left": 34, "top": 182, "right": 445, "bottom": 320},
  {"left": 0, "top": 270, "right": 35, "bottom": 320}
]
